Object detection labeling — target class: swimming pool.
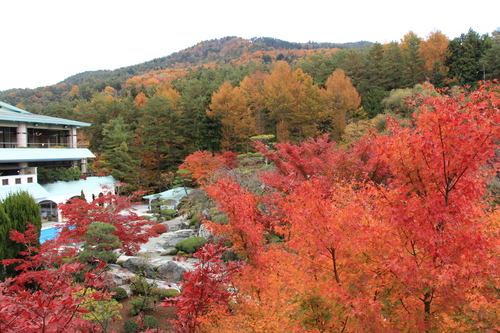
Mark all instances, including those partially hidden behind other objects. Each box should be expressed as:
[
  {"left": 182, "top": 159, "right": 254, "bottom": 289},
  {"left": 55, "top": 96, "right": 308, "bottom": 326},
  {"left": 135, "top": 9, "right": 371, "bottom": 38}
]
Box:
[{"left": 40, "top": 227, "right": 59, "bottom": 243}]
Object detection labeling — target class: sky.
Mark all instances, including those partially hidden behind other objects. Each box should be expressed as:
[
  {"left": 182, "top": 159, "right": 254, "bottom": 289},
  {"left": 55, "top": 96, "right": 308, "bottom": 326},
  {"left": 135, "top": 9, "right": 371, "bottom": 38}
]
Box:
[{"left": 1, "top": 0, "right": 499, "bottom": 92}]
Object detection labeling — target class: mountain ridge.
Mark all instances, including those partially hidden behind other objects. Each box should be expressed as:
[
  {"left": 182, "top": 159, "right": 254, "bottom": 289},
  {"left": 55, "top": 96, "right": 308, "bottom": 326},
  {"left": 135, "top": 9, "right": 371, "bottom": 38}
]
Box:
[{"left": 56, "top": 36, "right": 372, "bottom": 87}]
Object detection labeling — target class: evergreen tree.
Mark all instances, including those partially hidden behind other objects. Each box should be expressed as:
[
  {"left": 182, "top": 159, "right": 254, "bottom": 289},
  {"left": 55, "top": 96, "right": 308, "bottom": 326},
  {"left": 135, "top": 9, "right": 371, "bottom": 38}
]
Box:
[
  {"left": 1, "top": 191, "right": 41, "bottom": 278},
  {"left": 401, "top": 31, "right": 426, "bottom": 87},
  {"left": 177, "top": 76, "right": 222, "bottom": 152},
  {"left": 0, "top": 202, "right": 12, "bottom": 279},
  {"left": 77, "top": 222, "right": 122, "bottom": 264},
  {"left": 101, "top": 116, "right": 140, "bottom": 191},
  {"left": 296, "top": 52, "right": 336, "bottom": 87},
  {"left": 381, "top": 42, "right": 406, "bottom": 90},
  {"left": 139, "top": 95, "right": 185, "bottom": 191},
  {"left": 480, "top": 30, "right": 500, "bottom": 81},
  {"left": 446, "top": 28, "right": 492, "bottom": 86},
  {"left": 338, "top": 49, "right": 367, "bottom": 90},
  {"left": 364, "top": 43, "right": 385, "bottom": 89}
]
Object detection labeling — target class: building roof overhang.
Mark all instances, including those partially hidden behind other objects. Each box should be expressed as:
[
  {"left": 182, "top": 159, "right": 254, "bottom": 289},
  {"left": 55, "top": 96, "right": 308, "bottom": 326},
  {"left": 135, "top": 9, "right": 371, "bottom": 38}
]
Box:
[
  {"left": 0, "top": 148, "right": 95, "bottom": 163},
  {"left": 0, "top": 101, "right": 90, "bottom": 127}
]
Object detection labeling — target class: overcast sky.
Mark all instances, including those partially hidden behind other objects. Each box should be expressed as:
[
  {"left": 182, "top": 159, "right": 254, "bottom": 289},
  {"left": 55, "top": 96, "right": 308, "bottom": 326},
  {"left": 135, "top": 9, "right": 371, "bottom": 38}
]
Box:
[{"left": 1, "top": 0, "right": 498, "bottom": 91}]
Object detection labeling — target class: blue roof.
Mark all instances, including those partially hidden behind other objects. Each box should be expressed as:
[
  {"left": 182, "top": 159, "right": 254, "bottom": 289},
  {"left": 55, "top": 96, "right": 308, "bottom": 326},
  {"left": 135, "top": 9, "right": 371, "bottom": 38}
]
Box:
[
  {"left": 0, "top": 101, "right": 31, "bottom": 114},
  {"left": 0, "top": 183, "right": 52, "bottom": 201},
  {"left": 143, "top": 187, "right": 192, "bottom": 200},
  {"left": 0, "top": 101, "right": 90, "bottom": 127},
  {"left": 0, "top": 148, "right": 95, "bottom": 163}
]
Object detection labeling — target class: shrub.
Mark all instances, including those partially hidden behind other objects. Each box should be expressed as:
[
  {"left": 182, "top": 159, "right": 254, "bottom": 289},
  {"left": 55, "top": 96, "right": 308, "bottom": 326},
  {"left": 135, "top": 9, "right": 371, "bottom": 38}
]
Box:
[
  {"left": 142, "top": 315, "right": 158, "bottom": 330},
  {"left": 167, "top": 248, "right": 179, "bottom": 255},
  {"left": 130, "top": 295, "right": 153, "bottom": 316},
  {"left": 74, "top": 288, "right": 122, "bottom": 331},
  {"left": 130, "top": 276, "right": 153, "bottom": 295},
  {"left": 188, "top": 214, "right": 199, "bottom": 228},
  {"left": 164, "top": 209, "right": 177, "bottom": 217},
  {"left": 152, "top": 288, "right": 180, "bottom": 300},
  {"left": 124, "top": 318, "right": 139, "bottom": 333},
  {"left": 175, "top": 237, "right": 207, "bottom": 254},
  {"left": 151, "top": 223, "right": 168, "bottom": 235},
  {"left": 111, "top": 287, "right": 128, "bottom": 300}
]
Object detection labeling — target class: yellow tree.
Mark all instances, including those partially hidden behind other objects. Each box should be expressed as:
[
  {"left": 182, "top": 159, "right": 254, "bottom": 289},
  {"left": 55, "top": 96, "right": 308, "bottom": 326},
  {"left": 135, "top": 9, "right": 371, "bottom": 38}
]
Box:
[
  {"left": 208, "top": 81, "right": 256, "bottom": 151},
  {"left": 239, "top": 71, "right": 269, "bottom": 135},
  {"left": 134, "top": 91, "right": 148, "bottom": 108},
  {"left": 262, "top": 61, "right": 322, "bottom": 143},
  {"left": 320, "top": 68, "right": 361, "bottom": 142},
  {"left": 155, "top": 82, "right": 182, "bottom": 109},
  {"left": 420, "top": 30, "right": 450, "bottom": 73}
]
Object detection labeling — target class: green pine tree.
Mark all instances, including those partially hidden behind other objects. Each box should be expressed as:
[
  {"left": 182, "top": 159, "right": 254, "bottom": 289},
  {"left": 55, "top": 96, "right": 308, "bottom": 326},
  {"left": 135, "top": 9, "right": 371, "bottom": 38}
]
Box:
[
  {"left": 1, "top": 191, "right": 41, "bottom": 278},
  {"left": 101, "top": 116, "right": 140, "bottom": 191}
]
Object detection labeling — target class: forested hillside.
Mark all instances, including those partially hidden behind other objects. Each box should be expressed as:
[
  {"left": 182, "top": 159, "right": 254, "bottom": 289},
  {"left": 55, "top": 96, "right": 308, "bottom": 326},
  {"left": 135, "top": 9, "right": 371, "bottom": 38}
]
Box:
[{"left": 1, "top": 29, "right": 499, "bottom": 193}]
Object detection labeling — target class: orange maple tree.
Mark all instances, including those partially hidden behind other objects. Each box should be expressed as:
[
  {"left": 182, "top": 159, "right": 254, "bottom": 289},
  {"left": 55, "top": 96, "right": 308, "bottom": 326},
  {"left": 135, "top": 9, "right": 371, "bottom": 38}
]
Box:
[{"left": 178, "top": 150, "right": 238, "bottom": 186}]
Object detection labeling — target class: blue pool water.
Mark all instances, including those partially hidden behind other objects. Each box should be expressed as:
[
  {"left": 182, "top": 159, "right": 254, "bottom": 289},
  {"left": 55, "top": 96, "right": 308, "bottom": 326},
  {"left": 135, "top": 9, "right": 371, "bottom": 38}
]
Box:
[{"left": 40, "top": 227, "right": 59, "bottom": 243}]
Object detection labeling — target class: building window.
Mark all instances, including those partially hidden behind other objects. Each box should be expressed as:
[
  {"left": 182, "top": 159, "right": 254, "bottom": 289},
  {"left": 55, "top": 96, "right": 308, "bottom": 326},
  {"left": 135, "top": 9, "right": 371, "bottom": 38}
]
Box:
[
  {"left": 27, "top": 177, "right": 33, "bottom": 183},
  {"left": 15, "top": 178, "right": 21, "bottom": 184},
  {"left": 2, "top": 179, "right": 8, "bottom": 186}
]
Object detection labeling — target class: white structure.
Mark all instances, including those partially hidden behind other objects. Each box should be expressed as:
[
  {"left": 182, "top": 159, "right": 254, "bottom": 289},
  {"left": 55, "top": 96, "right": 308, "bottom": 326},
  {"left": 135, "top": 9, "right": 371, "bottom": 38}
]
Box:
[
  {"left": 143, "top": 187, "right": 192, "bottom": 210},
  {"left": 0, "top": 101, "right": 116, "bottom": 222}
]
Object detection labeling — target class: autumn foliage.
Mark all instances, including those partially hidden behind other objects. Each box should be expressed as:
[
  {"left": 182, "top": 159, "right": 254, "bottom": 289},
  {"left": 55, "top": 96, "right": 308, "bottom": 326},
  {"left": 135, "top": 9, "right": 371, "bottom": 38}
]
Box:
[
  {"left": 0, "top": 193, "right": 160, "bottom": 332},
  {"left": 0, "top": 224, "right": 109, "bottom": 332},
  {"left": 178, "top": 150, "right": 238, "bottom": 186},
  {"left": 176, "top": 83, "right": 500, "bottom": 332},
  {"left": 57, "top": 192, "right": 155, "bottom": 256}
]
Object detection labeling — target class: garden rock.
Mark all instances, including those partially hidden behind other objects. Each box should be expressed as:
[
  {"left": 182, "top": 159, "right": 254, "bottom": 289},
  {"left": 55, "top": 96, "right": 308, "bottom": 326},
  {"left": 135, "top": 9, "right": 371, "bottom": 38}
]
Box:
[
  {"left": 105, "top": 264, "right": 137, "bottom": 287},
  {"left": 122, "top": 258, "right": 155, "bottom": 277},
  {"left": 157, "top": 260, "right": 190, "bottom": 282}
]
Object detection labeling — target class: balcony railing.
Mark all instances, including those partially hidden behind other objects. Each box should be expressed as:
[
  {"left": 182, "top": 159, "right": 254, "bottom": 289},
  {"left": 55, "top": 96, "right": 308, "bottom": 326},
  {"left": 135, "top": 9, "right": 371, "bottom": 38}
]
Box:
[{"left": 0, "top": 142, "right": 89, "bottom": 148}]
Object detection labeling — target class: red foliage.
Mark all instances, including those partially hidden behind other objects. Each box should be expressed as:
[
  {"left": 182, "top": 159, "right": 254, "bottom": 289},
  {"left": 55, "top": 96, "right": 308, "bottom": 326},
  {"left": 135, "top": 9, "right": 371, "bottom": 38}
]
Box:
[
  {"left": 57, "top": 192, "right": 156, "bottom": 256},
  {"left": 220, "top": 151, "right": 238, "bottom": 169},
  {"left": 162, "top": 243, "right": 242, "bottom": 333},
  {"left": 0, "top": 223, "right": 109, "bottom": 332},
  {"left": 179, "top": 150, "right": 238, "bottom": 186},
  {"left": 151, "top": 223, "right": 168, "bottom": 235}
]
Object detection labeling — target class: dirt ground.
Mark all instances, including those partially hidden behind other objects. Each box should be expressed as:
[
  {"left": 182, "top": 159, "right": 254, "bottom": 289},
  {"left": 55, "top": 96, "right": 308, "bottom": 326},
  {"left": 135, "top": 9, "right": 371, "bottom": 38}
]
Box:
[{"left": 107, "top": 297, "right": 177, "bottom": 333}]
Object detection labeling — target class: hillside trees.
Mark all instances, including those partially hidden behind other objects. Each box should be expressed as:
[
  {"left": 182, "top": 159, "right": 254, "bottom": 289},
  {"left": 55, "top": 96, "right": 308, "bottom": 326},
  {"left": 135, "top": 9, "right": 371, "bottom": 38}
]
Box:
[
  {"left": 446, "top": 28, "right": 492, "bottom": 85},
  {"left": 481, "top": 29, "right": 500, "bottom": 80},
  {"left": 4, "top": 30, "right": 499, "bottom": 194},
  {"left": 184, "top": 83, "right": 500, "bottom": 332}
]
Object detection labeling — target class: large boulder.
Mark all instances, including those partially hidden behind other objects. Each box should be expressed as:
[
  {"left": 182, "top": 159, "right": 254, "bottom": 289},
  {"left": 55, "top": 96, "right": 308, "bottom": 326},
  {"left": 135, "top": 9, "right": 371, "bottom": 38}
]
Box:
[
  {"left": 157, "top": 260, "right": 190, "bottom": 282},
  {"left": 197, "top": 223, "right": 212, "bottom": 239},
  {"left": 122, "top": 258, "right": 155, "bottom": 277},
  {"left": 105, "top": 264, "right": 137, "bottom": 287}
]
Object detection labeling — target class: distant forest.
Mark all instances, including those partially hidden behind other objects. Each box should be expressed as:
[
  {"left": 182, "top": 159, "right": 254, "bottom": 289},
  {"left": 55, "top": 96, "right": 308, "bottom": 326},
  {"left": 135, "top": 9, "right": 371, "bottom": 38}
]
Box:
[{"left": 1, "top": 30, "right": 499, "bottom": 193}]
